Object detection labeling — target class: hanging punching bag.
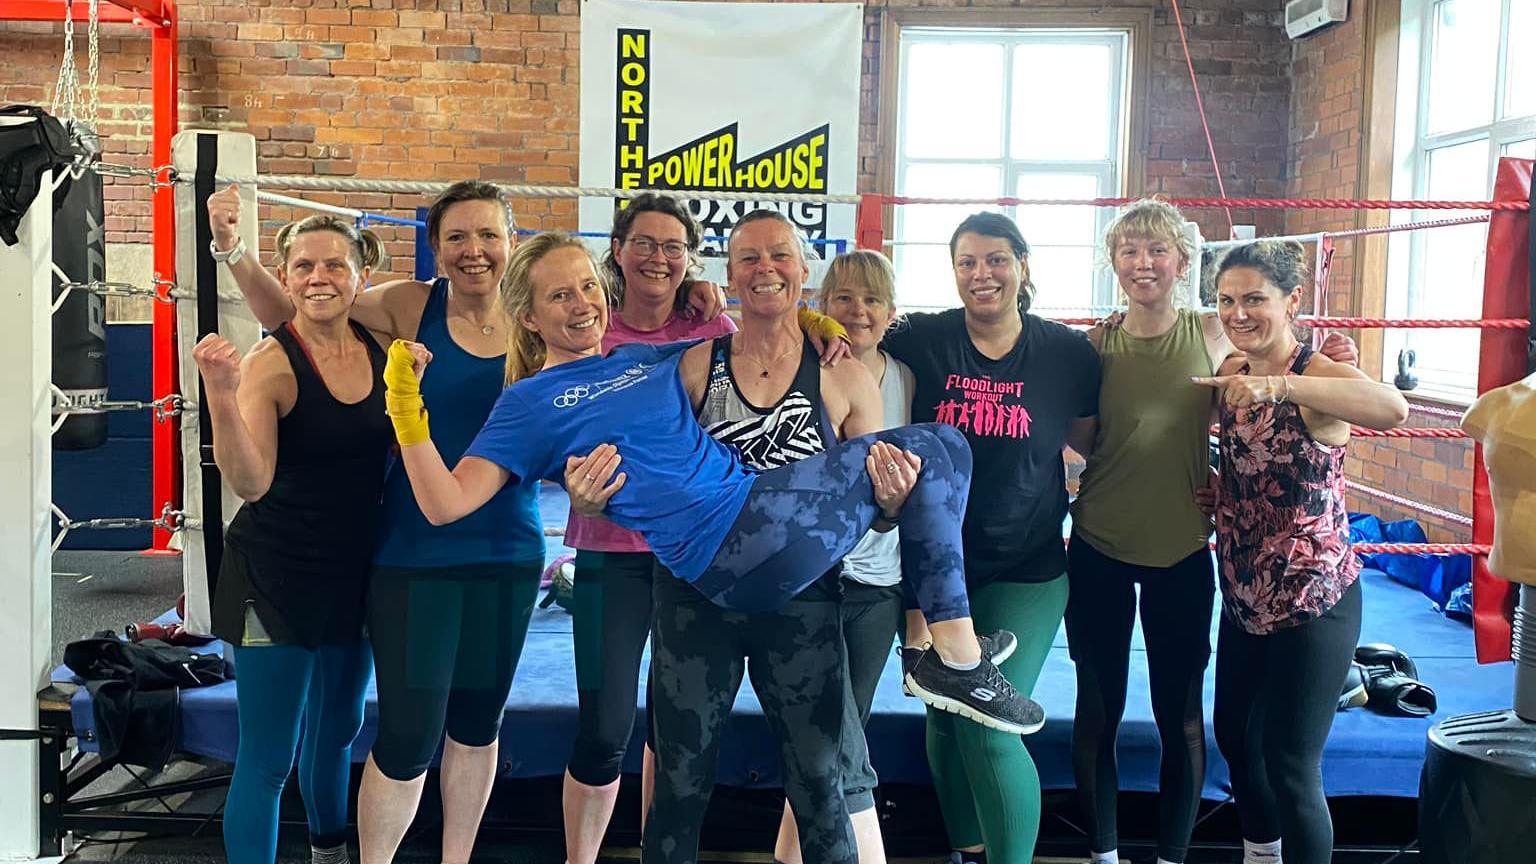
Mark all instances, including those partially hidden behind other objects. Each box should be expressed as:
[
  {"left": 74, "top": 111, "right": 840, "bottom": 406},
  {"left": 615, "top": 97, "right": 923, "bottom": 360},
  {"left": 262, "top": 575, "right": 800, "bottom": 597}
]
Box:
[{"left": 51, "top": 121, "right": 108, "bottom": 450}]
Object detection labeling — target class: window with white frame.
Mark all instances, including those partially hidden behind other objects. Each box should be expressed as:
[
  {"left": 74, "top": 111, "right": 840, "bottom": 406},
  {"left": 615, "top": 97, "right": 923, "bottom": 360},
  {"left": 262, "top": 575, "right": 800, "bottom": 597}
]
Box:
[
  {"left": 1386, "top": 0, "right": 1535, "bottom": 402},
  {"left": 892, "top": 28, "right": 1130, "bottom": 312}
]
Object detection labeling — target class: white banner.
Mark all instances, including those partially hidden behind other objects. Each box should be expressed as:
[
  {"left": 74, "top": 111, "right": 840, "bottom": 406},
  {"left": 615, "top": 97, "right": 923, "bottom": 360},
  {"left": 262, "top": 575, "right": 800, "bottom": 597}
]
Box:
[{"left": 579, "top": 0, "right": 863, "bottom": 282}]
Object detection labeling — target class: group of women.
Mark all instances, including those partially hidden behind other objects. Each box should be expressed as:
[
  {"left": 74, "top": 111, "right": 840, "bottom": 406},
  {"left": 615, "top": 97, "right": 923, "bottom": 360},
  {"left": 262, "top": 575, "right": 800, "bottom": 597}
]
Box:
[{"left": 199, "top": 183, "right": 1408, "bottom": 864}]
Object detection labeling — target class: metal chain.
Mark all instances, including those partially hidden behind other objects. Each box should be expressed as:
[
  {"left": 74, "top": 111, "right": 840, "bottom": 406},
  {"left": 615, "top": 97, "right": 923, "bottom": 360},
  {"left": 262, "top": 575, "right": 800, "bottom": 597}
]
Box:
[
  {"left": 52, "top": 0, "right": 82, "bottom": 121},
  {"left": 86, "top": 0, "right": 101, "bottom": 126}
]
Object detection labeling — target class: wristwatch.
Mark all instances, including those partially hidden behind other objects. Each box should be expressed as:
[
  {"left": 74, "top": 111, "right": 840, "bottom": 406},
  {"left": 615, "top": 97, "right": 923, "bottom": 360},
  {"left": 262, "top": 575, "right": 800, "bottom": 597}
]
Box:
[{"left": 209, "top": 235, "right": 246, "bottom": 266}]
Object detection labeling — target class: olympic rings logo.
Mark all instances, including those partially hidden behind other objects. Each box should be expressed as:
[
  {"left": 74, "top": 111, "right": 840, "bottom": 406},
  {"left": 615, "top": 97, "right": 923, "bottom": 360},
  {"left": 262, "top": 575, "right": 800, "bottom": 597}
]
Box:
[{"left": 552, "top": 385, "right": 591, "bottom": 409}]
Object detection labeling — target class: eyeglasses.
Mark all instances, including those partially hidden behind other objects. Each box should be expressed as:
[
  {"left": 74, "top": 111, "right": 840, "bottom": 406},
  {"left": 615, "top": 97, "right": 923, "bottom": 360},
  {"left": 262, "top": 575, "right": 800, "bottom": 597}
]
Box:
[{"left": 626, "top": 236, "right": 689, "bottom": 260}]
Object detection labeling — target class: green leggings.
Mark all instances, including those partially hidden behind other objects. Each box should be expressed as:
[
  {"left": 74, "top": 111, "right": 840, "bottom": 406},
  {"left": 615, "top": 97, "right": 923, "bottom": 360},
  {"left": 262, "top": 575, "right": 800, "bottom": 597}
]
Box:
[{"left": 926, "top": 576, "right": 1069, "bottom": 864}]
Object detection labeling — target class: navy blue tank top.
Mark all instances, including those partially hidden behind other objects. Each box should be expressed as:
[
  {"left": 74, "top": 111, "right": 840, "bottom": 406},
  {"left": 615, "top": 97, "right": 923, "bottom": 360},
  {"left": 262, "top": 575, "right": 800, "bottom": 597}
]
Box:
[
  {"left": 215, "top": 320, "right": 391, "bottom": 646},
  {"left": 374, "top": 278, "right": 545, "bottom": 568}
]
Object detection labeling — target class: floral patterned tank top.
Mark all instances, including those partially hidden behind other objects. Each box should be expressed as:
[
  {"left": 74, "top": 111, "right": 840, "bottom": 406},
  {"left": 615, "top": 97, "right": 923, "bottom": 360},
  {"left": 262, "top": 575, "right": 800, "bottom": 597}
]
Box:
[{"left": 1215, "top": 343, "right": 1360, "bottom": 635}]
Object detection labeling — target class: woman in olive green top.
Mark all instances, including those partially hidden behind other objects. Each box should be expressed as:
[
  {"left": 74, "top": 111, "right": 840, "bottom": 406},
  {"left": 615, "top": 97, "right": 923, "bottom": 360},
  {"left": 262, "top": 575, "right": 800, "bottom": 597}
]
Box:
[{"left": 1066, "top": 200, "right": 1357, "bottom": 864}]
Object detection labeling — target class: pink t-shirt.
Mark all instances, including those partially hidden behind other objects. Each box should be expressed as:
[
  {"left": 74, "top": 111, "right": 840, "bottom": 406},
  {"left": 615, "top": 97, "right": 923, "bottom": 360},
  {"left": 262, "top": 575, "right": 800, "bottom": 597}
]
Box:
[{"left": 563, "top": 306, "right": 737, "bottom": 552}]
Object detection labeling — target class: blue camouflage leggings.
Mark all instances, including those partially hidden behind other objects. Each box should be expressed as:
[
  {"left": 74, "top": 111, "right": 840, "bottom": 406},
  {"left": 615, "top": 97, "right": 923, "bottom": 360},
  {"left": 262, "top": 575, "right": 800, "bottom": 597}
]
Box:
[{"left": 692, "top": 422, "right": 973, "bottom": 623}]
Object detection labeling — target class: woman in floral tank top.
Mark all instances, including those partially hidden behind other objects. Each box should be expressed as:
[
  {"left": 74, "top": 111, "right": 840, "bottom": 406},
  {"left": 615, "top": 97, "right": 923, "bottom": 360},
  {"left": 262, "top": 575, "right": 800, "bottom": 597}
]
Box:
[{"left": 1193, "top": 241, "right": 1408, "bottom": 864}]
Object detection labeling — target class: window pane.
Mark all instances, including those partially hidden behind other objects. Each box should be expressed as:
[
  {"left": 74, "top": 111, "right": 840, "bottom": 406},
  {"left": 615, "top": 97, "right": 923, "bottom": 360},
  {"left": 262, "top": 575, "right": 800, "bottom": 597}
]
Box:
[
  {"left": 894, "top": 163, "right": 1003, "bottom": 310},
  {"left": 1503, "top": 138, "right": 1536, "bottom": 160},
  {"left": 1426, "top": 0, "right": 1499, "bottom": 135},
  {"left": 1026, "top": 246, "right": 1095, "bottom": 312},
  {"left": 1014, "top": 174, "right": 1099, "bottom": 247},
  {"left": 1010, "top": 43, "right": 1112, "bottom": 160},
  {"left": 1505, "top": 0, "right": 1535, "bottom": 119},
  {"left": 1408, "top": 139, "right": 1489, "bottom": 390},
  {"left": 1426, "top": 138, "right": 1491, "bottom": 199},
  {"left": 904, "top": 42, "right": 1004, "bottom": 159}
]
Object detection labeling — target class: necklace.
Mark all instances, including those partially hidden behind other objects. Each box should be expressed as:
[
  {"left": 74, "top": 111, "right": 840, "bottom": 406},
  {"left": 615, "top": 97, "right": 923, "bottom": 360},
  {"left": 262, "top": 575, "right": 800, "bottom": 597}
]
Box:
[{"left": 735, "top": 343, "right": 799, "bottom": 378}]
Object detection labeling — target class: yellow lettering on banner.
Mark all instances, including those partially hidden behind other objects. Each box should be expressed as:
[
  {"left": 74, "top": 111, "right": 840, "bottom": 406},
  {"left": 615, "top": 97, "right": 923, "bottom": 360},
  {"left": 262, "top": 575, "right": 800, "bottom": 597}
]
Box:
[
  {"left": 620, "top": 171, "right": 640, "bottom": 189},
  {"left": 682, "top": 145, "right": 703, "bottom": 185},
  {"left": 717, "top": 135, "right": 734, "bottom": 187},
  {"left": 621, "top": 31, "right": 647, "bottom": 59},
  {"left": 735, "top": 162, "right": 755, "bottom": 189},
  {"left": 619, "top": 143, "right": 644, "bottom": 169},
  {"left": 621, "top": 61, "right": 646, "bottom": 87},
  {"left": 648, "top": 161, "right": 665, "bottom": 184},
  {"left": 620, "top": 90, "right": 643, "bottom": 115},
  {"left": 807, "top": 133, "right": 825, "bottom": 191},
  {"left": 774, "top": 151, "right": 791, "bottom": 188},
  {"left": 756, "top": 159, "right": 774, "bottom": 188},
  {"left": 664, "top": 154, "right": 682, "bottom": 185},
  {"left": 620, "top": 117, "right": 645, "bottom": 143},
  {"left": 791, "top": 145, "right": 809, "bottom": 188},
  {"left": 700, "top": 139, "right": 719, "bottom": 186}
]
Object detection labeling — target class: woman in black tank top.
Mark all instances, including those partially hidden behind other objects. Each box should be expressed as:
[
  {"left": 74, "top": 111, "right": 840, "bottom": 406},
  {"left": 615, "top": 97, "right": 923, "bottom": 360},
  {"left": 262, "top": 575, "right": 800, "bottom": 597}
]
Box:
[{"left": 191, "top": 215, "right": 392, "bottom": 864}]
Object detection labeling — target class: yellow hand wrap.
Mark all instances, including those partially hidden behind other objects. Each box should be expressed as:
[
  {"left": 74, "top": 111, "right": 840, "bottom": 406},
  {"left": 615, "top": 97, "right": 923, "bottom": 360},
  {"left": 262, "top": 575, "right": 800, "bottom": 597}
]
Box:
[
  {"left": 384, "top": 340, "right": 431, "bottom": 446},
  {"left": 797, "top": 307, "right": 850, "bottom": 344}
]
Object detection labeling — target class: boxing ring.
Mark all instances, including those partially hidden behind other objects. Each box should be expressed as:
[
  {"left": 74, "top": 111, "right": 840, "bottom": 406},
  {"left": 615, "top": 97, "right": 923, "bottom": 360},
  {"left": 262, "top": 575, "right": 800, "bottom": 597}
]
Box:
[
  {"left": 0, "top": 3, "right": 1529, "bottom": 849},
  {"left": 1, "top": 147, "right": 1521, "bottom": 861}
]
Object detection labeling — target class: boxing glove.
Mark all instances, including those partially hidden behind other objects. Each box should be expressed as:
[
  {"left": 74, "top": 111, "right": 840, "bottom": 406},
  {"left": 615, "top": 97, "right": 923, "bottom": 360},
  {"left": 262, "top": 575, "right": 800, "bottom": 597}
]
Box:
[{"left": 1355, "top": 642, "right": 1419, "bottom": 679}]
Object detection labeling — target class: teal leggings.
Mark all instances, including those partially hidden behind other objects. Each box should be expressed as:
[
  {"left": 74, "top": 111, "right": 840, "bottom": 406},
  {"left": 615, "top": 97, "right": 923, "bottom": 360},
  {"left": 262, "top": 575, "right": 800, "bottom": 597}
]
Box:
[
  {"left": 926, "top": 576, "right": 1069, "bottom": 864},
  {"left": 225, "top": 640, "right": 372, "bottom": 864}
]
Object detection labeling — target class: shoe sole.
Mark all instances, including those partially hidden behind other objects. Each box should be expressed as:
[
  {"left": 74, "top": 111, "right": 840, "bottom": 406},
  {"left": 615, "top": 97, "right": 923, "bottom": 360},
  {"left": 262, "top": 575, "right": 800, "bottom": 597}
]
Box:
[
  {"left": 988, "top": 637, "right": 1017, "bottom": 666},
  {"left": 903, "top": 673, "right": 1046, "bottom": 736},
  {"left": 1339, "top": 682, "right": 1368, "bottom": 710}
]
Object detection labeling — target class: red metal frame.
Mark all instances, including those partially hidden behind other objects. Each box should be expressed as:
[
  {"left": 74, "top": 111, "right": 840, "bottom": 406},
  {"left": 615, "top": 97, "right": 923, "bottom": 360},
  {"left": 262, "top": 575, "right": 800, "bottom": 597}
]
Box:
[{"left": 1, "top": 0, "right": 180, "bottom": 552}]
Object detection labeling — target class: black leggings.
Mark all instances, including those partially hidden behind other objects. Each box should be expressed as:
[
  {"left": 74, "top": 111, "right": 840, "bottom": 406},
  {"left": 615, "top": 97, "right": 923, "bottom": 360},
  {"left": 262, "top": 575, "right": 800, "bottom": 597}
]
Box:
[
  {"left": 1213, "top": 579, "right": 1362, "bottom": 864},
  {"left": 367, "top": 562, "right": 540, "bottom": 780},
  {"left": 568, "top": 549, "right": 656, "bottom": 786},
  {"left": 1064, "top": 535, "right": 1214, "bottom": 863},
  {"left": 646, "top": 573, "right": 853, "bottom": 864}
]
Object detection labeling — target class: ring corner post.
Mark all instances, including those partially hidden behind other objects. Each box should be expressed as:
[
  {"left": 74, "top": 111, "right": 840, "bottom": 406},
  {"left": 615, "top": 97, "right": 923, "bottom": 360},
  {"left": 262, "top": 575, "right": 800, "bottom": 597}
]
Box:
[
  {"left": 0, "top": 164, "right": 54, "bottom": 861},
  {"left": 149, "top": 2, "right": 180, "bottom": 553}
]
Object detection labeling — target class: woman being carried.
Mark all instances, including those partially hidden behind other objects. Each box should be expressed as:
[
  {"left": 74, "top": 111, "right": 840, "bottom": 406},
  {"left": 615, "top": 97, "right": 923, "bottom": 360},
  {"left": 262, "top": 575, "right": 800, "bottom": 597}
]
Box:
[{"left": 384, "top": 233, "right": 1039, "bottom": 751}]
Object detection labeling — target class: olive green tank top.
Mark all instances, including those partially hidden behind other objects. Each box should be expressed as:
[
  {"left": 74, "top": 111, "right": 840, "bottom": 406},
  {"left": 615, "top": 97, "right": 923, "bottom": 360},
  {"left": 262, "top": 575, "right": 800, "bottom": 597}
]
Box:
[{"left": 1071, "top": 308, "right": 1215, "bottom": 567}]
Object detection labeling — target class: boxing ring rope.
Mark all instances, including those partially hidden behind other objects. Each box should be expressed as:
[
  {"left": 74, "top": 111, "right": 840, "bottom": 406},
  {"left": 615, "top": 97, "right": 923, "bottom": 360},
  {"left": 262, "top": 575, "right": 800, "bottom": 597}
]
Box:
[
  {"left": 34, "top": 141, "right": 1531, "bottom": 668},
  {"left": 77, "top": 163, "right": 1526, "bottom": 566}
]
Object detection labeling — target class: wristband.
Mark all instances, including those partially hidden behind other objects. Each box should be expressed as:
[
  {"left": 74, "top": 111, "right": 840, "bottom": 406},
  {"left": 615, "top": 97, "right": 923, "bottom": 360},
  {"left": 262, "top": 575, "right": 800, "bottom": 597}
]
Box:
[{"left": 209, "top": 235, "right": 246, "bottom": 266}]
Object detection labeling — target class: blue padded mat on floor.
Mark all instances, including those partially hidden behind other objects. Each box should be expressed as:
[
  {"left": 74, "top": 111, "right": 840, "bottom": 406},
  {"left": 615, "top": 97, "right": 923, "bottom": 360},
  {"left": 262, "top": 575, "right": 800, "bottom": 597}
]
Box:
[{"left": 52, "top": 484, "right": 1515, "bottom": 799}]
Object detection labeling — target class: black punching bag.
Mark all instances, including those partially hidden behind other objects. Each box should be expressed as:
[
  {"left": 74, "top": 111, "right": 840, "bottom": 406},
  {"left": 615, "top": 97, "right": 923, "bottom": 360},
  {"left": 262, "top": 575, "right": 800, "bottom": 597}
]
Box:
[{"left": 51, "top": 124, "right": 108, "bottom": 450}]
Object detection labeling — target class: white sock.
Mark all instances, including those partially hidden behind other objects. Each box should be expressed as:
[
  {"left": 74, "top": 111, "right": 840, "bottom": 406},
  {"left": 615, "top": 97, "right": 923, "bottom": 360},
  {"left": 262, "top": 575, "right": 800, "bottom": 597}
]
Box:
[
  {"left": 1089, "top": 851, "right": 1118, "bottom": 864},
  {"left": 1243, "top": 838, "right": 1282, "bottom": 864},
  {"left": 1156, "top": 858, "right": 1182, "bottom": 864},
  {"left": 940, "top": 655, "right": 980, "bottom": 671}
]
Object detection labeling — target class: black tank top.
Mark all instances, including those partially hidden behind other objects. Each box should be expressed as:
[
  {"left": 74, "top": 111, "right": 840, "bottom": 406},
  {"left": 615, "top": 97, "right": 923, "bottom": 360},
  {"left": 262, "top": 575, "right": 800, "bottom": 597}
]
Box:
[
  {"left": 215, "top": 320, "right": 393, "bottom": 647},
  {"left": 697, "top": 334, "right": 838, "bottom": 470},
  {"left": 697, "top": 334, "right": 841, "bottom": 596}
]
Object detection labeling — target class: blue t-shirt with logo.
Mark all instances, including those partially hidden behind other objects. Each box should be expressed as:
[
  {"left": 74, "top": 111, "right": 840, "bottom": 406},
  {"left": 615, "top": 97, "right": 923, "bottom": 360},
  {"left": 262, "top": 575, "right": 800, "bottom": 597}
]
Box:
[{"left": 464, "top": 340, "right": 757, "bottom": 582}]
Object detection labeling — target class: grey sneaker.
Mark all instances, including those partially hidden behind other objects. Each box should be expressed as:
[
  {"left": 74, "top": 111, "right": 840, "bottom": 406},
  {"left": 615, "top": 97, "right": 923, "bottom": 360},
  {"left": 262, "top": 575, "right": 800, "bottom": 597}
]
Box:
[{"left": 905, "top": 650, "right": 1046, "bottom": 735}]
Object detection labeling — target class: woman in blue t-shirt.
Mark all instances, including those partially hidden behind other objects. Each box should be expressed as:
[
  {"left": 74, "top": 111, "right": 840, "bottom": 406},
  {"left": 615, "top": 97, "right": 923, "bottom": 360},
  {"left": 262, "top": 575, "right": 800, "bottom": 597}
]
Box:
[{"left": 383, "top": 232, "right": 1043, "bottom": 754}]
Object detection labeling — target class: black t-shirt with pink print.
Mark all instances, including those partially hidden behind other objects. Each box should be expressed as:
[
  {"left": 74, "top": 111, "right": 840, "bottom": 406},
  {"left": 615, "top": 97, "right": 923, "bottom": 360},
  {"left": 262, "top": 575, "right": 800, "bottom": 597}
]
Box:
[{"left": 885, "top": 309, "right": 1101, "bottom": 586}]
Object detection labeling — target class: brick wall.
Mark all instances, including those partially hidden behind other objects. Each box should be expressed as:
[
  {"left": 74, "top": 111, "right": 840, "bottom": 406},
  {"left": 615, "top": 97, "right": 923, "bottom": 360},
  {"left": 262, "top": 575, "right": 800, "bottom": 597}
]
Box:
[
  {"left": 4, "top": 0, "right": 1299, "bottom": 285},
  {"left": 1286, "top": 13, "right": 1475, "bottom": 543}
]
